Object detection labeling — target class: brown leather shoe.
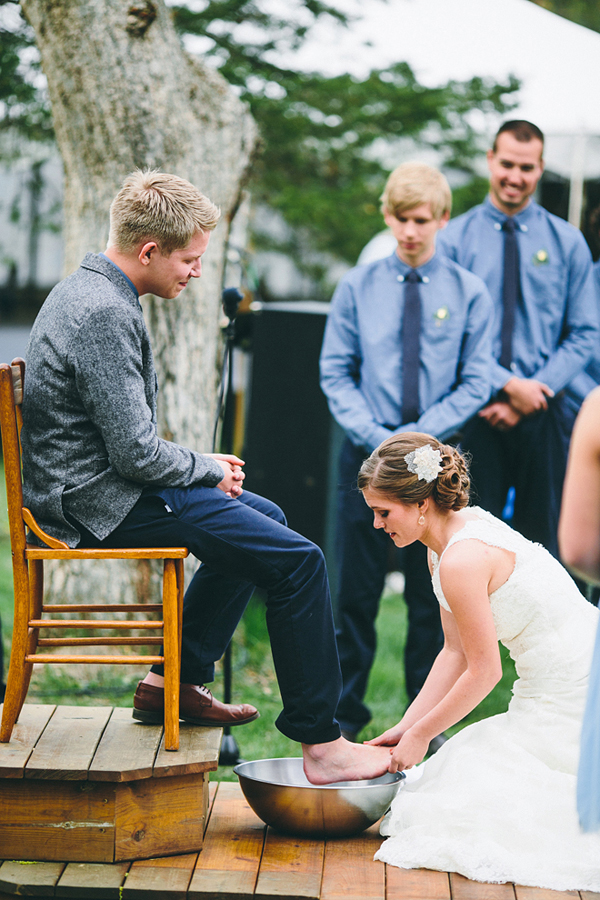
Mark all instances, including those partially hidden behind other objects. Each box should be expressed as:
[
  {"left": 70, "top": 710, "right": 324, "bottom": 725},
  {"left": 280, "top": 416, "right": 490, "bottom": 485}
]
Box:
[{"left": 132, "top": 681, "right": 260, "bottom": 727}]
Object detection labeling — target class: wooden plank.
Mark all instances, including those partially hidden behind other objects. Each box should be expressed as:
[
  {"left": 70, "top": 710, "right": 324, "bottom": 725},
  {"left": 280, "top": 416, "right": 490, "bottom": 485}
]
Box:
[
  {"left": 152, "top": 724, "right": 221, "bottom": 778},
  {"left": 386, "top": 867, "right": 451, "bottom": 900},
  {"left": 89, "top": 707, "right": 162, "bottom": 783},
  {"left": 115, "top": 772, "right": 207, "bottom": 861},
  {"left": 123, "top": 853, "right": 198, "bottom": 899},
  {"left": 581, "top": 894, "right": 600, "bottom": 900},
  {"left": 55, "top": 862, "right": 130, "bottom": 898},
  {"left": 188, "top": 781, "right": 265, "bottom": 900},
  {"left": 0, "top": 778, "right": 116, "bottom": 863},
  {"left": 255, "top": 829, "right": 323, "bottom": 900},
  {"left": 192, "top": 870, "right": 262, "bottom": 900},
  {"left": 202, "top": 772, "right": 210, "bottom": 826},
  {"left": 25, "top": 706, "right": 112, "bottom": 780},
  {"left": 0, "top": 860, "right": 65, "bottom": 896},
  {"left": 321, "top": 825, "right": 384, "bottom": 900},
  {"left": 450, "top": 873, "right": 516, "bottom": 899},
  {"left": 0, "top": 705, "right": 56, "bottom": 778},
  {"left": 514, "top": 888, "right": 579, "bottom": 900}
]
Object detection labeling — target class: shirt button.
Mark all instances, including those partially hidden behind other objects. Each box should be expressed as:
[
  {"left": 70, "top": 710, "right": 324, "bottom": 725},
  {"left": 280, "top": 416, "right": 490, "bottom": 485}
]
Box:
[
  {"left": 520, "top": 224, "right": 528, "bottom": 232},
  {"left": 510, "top": 362, "right": 518, "bottom": 372},
  {"left": 494, "top": 222, "right": 502, "bottom": 230},
  {"left": 422, "top": 276, "right": 430, "bottom": 283},
  {"left": 397, "top": 274, "right": 405, "bottom": 283}
]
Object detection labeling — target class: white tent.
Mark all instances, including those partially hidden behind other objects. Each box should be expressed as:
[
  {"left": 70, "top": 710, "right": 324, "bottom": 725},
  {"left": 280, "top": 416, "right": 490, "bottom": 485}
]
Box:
[{"left": 279, "top": 0, "right": 600, "bottom": 223}]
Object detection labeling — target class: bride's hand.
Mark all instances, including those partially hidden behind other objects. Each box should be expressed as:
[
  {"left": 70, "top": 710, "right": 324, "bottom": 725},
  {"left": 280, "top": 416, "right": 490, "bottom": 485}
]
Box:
[
  {"left": 389, "top": 729, "right": 429, "bottom": 773},
  {"left": 365, "top": 721, "right": 405, "bottom": 747}
]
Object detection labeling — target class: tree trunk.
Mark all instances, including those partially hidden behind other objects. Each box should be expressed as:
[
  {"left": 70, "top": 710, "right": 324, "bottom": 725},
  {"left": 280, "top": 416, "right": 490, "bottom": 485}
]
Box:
[{"left": 20, "top": 0, "right": 257, "bottom": 613}]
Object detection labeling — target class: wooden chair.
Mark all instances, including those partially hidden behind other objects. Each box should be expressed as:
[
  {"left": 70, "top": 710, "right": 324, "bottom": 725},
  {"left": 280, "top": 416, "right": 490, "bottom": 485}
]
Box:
[{"left": 0, "top": 359, "right": 189, "bottom": 750}]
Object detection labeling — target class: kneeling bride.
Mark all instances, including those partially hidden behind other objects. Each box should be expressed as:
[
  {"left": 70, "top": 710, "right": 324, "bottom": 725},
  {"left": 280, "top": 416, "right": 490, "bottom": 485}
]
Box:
[{"left": 359, "top": 433, "right": 600, "bottom": 891}]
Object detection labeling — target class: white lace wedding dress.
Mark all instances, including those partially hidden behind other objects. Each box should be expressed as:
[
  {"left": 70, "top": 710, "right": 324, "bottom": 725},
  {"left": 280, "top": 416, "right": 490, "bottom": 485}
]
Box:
[{"left": 375, "top": 507, "right": 600, "bottom": 891}]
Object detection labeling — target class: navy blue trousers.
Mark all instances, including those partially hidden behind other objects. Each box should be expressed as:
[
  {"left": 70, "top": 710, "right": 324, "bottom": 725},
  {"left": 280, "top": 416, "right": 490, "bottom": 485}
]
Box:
[
  {"left": 334, "top": 440, "right": 443, "bottom": 734},
  {"left": 461, "top": 393, "right": 578, "bottom": 559},
  {"left": 73, "top": 486, "right": 342, "bottom": 745}
]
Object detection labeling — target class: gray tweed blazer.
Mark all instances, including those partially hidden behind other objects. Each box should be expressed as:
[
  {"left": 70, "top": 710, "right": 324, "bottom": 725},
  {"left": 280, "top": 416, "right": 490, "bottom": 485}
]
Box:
[{"left": 21, "top": 253, "right": 223, "bottom": 547}]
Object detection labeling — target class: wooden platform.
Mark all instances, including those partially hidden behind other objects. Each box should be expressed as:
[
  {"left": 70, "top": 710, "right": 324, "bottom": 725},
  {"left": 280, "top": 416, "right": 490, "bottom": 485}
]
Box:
[
  {"left": 0, "top": 779, "right": 598, "bottom": 900},
  {"left": 1, "top": 705, "right": 599, "bottom": 900},
  {"left": 0, "top": 704, "right": 220, "bottom": 863}
]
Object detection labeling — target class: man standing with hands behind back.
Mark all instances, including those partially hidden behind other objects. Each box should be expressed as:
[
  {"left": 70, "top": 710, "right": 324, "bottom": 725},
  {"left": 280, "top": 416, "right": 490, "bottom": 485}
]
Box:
[{"left": 438, "top": 120, "right": 598, "bottom": 558}]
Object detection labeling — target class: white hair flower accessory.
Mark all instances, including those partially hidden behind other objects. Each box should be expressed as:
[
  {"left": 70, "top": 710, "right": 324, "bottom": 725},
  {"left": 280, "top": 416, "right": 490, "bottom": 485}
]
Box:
[{"left": 405, "top": 445, "right": 443, "bottom": 483}]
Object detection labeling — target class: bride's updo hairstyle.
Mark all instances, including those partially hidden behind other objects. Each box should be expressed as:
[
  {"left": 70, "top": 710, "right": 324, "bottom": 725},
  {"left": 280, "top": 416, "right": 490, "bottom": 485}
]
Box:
[{"left": 357, "top": 432, "right": 470, "bottom": 511}]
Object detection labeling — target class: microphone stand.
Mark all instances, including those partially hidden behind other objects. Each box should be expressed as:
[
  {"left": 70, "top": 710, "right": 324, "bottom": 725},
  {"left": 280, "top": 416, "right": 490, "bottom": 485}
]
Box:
[{"left": 213, "top": 288, "right": 244, "bottom": 766}]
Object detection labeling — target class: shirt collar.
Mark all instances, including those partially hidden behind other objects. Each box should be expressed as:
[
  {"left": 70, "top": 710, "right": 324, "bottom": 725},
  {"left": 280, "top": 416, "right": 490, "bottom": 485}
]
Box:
[
  {"left": 483, "top": 194, "right": 536, "bottom": 233},
  {"left": 100, "top": 253, "right": 139, "bottom": 299},
  {"left": 388, "top": 249, "right": 441, "bottom": 283}
]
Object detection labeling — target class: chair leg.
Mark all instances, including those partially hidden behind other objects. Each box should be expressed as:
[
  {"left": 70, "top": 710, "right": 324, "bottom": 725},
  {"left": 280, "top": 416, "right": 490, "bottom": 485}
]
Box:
[
  {"left": 0, "top": 556, "right": 33, "bottom": 742},
  {"left": 176, "top": 558, "right": 184, "bottom": 674},
  {"left": 0, "top": 663, "right": 27, "bottom": 742},
  {"left": 163, "top": 558, "right": 180, "bottom": 751}
]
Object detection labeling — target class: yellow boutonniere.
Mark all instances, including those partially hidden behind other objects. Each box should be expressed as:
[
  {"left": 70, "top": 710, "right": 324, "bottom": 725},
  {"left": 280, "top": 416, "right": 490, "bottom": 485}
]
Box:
[{"left": 433, "top": 306, "right": 450, "bottom": 326}]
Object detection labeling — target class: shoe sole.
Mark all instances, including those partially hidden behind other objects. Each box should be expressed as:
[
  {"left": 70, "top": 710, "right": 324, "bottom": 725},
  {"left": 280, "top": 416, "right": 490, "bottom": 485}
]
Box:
[
  {"left": 181, "top": 711, "right": 260, "bottom": 727},
  {"left": 132, "top": 708, "right": 260, "bottom": 727}
]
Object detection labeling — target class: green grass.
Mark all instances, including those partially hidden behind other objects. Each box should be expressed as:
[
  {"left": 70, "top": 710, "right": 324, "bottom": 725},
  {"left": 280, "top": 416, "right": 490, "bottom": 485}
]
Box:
[{"left": 0, "top": 464, "right": 516, "bottom": 779}]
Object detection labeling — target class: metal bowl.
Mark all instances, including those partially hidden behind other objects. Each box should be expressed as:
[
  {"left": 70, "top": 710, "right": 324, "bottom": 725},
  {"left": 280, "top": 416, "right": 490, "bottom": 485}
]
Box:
[{"left": 234, "top": 757, "right": 404, "bottom": 838}]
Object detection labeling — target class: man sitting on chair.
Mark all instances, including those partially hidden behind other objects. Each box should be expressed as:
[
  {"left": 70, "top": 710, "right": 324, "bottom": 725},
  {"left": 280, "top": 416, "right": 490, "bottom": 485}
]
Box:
[{"left": 21, "top": 170, "right": 391, "bottom": 784}]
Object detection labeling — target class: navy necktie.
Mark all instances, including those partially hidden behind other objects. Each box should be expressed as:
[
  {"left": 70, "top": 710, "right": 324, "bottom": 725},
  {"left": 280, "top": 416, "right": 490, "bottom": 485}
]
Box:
[
  {"left": 402, "top": 270, "right": 422, "bottom": 424},
  {"left": 500, "top": 217, "right": 520, "bottom": 369}
]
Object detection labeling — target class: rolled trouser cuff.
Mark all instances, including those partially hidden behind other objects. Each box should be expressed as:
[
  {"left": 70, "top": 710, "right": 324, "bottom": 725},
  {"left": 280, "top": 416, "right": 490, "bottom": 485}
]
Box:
[{"left": 275, "top": 712, "right": 341, "bottom": 745}]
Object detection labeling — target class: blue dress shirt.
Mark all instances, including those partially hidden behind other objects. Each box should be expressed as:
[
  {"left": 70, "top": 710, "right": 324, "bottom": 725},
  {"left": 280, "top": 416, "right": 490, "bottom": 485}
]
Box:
[
  {"left": 320, "top": 250, "right": 494, "bottom": 451},
  {"left": 437, "top": 197, "right": 598, "bottom": 405},
  {"left": 568, "top": 258, "right": 600, "bottom": 403}
]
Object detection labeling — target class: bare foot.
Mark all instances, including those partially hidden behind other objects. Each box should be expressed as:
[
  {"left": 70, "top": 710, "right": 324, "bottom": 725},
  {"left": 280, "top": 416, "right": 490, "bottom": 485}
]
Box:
[{"left": 302, "top": 736, "right": 392, "bottom": 784}]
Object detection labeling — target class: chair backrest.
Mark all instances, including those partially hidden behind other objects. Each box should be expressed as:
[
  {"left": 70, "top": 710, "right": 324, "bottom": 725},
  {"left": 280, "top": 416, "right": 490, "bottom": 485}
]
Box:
[
  {"left": 0, "top": 359, "right": 27, "bottom": 557},
  {"left": 0, "top": 358, "right": 68, "bottom": 552}
]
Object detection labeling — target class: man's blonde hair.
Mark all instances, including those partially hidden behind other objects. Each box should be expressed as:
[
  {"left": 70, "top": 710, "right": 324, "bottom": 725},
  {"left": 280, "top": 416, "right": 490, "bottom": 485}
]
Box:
[
  {"left": 380, "top": 162, "right": 452, "bottom": 220},
  {"left": 108, "top": 170, "right": 221, "bottom": 255}
]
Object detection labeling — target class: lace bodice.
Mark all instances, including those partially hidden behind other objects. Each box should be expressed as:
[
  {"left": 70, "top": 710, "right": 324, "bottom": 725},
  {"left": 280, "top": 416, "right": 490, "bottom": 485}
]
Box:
[{"left": 430, "top": 507, "right": 598, "bottom": 682}]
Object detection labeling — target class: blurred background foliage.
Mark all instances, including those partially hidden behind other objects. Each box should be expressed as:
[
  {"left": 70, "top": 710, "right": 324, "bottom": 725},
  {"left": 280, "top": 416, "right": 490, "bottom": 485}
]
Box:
[
  {"left": 1, "top": 0, "right": 519, "bottom": 273},
  {"left": 0, "top": 0, "right": 52, "bottom": 145},
  {"left": 172, "top": 0, "right": 519, "bottom": 264},
  {"left": 2, "top": 1, "right": 599, "bottom": 277},
  {"left": 527, "top": 0, "right": 600, "bottom": 34}
]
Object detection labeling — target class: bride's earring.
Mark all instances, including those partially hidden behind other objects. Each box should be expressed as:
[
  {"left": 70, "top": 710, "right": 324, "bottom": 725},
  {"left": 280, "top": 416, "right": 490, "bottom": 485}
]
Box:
[{"left": 418, "top": 514, "right": 425, "bottom": 525}]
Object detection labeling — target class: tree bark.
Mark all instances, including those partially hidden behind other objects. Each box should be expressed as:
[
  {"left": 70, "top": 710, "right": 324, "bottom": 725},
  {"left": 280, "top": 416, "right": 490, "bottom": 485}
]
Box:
[{"left": 20, "top": 0, "right": 257, "bottom": 612}]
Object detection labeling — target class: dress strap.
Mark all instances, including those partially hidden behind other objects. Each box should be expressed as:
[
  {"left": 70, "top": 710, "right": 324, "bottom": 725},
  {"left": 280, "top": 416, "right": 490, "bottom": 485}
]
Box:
[{"left": 430, "top": 507, "right": 524, "bottom": 612}]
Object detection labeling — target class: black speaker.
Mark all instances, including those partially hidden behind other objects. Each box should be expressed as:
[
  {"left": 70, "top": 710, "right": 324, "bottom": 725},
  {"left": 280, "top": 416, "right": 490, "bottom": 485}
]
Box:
[{"left": 243, "top": 303, "right": 337, "bottom": 551}]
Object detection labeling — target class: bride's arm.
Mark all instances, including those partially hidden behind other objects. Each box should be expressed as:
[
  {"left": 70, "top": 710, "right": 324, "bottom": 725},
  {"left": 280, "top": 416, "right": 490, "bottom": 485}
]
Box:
[
  {"left": 366, "top": 610, "right": 467, "bottom": 748},
  {"left": 371, "top": 540, "right": 503, "bottom": 770},
  {"left": 367, "top": 547, "right": 465, "bottom": 747},
  {"left": 559, "top": 386, "right": 600, "bottom": 586}
]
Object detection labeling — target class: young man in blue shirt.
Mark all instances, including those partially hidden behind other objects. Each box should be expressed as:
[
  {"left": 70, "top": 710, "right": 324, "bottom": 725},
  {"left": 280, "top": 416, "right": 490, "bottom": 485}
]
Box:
[
  {"left": 320, "top": 162, "right": 494, "bottom": 743},
  {"left": 437, "top": 121, "right": 598, "bottom": 559}
]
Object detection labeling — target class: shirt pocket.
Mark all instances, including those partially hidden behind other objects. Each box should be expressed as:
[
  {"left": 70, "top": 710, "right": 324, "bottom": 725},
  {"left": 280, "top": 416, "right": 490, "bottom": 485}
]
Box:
[
  {"left": 421, "top": 308, "right": 464, "bottom": 347},
  {"left": 525, "top": 262, "right": 566, "bottom": 308}
]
